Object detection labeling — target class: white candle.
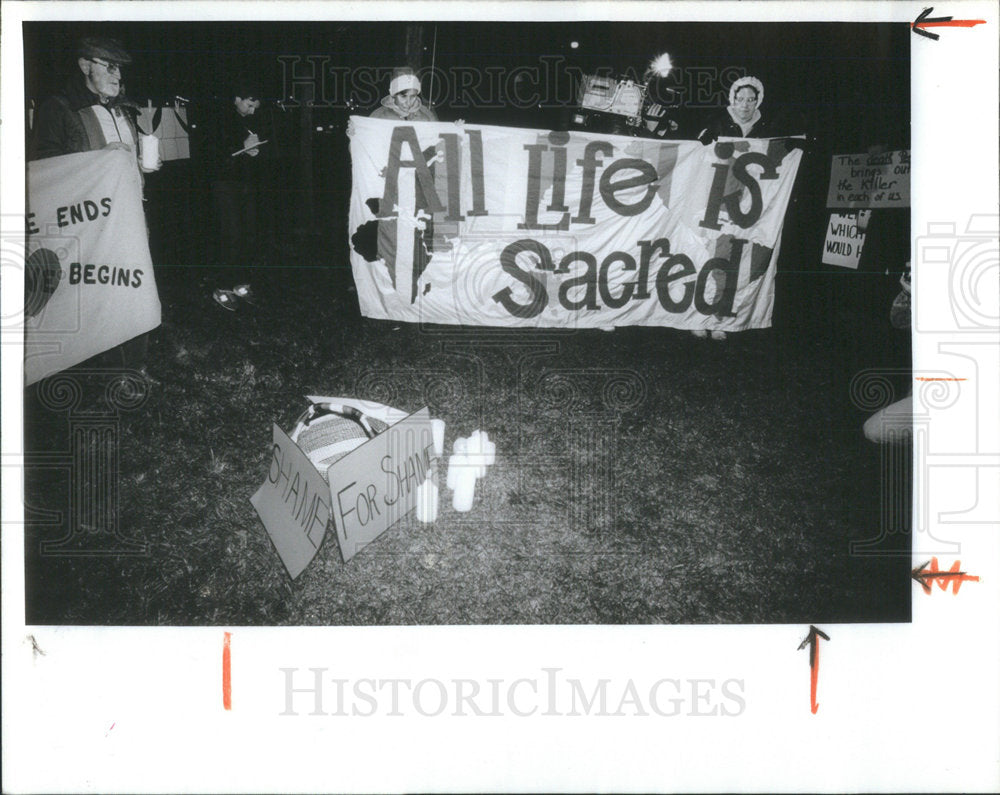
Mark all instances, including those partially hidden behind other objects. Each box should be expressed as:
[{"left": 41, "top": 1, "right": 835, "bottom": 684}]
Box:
[
  {"left": 415, "top": 478, "right": 439, "bottom": 523},
  {"left": 431, "top": 419, "right": 445, "bottom": 457},
  {"left": 467, "top": 431, "right": 487, "bottom": 477},
  {"left": 452, "top": 462, "right": 476, "bottom": 512},
  {"left": 446, "top": 453, "right": 461, "bottom": 490}
]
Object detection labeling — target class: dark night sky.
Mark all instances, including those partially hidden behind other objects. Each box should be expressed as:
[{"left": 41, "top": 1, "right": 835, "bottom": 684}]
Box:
[{"left": 24, "top": 20, "right": 909, "bottom": 151}]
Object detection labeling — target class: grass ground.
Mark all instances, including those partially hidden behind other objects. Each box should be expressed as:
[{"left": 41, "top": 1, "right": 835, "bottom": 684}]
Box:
[{"left": 22, "top": 169, "right": 912, "bottom": 626}]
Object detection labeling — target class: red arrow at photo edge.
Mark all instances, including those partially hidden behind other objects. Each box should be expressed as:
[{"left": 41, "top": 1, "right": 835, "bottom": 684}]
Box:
[
  {"left": 797, "top": 626, "right": 830, "bottom": 714},
  {"left": 914, "top": 19, "right": 987, "bottom": 28},
  {"left": 911, "top": 7, "right": 986, "bottom": 39},
  {"left": 222, "top": 632, "right": 232, "bottom": 710}
]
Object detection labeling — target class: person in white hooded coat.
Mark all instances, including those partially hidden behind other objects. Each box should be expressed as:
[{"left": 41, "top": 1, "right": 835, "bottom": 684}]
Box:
[
  {"left": 692, "top": 75, "right": 773, "bottom": 341},
  {"left": 697, "top": 75, "right": 772, "bottom": 144}
]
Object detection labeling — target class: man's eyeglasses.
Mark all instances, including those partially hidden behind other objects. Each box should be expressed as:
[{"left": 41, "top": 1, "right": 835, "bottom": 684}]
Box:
[{"left": 89, "top": 58, "right": 122, "bottom": 75}]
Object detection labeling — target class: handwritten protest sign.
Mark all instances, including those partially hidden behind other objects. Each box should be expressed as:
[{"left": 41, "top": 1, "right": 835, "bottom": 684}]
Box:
[
  {"left": 327, "top": 407, "right": 434, "bottom": 562},
  {"left": 251, "top": 423, "right": 333, "bottom": 579},
  {"left": 825, "top": 150, "right": 910, "bottom": 209},
  {"left": 25, "top": 149, "right": 162, "bottom": 384},
  {"left": 821, "top": 212, "right": 867, "bottom": 269}
]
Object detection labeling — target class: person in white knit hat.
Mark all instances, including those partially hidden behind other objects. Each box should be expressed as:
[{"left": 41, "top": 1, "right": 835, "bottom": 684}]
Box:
[{"left": 370, "top": 66, "right": 438, "bottom": 121}]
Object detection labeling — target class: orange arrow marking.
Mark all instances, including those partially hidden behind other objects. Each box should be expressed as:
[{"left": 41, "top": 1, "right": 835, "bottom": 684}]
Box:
[{"left": 912, "top": 558, "right": 980, "bottom": 595}]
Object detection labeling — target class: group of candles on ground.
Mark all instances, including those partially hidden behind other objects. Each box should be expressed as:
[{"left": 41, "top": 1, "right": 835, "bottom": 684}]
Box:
[{"left": 415, "top": 420, "right": 496, "bottom": 523}]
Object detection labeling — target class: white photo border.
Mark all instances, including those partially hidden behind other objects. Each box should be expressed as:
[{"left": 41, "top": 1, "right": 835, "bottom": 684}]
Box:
[{"left": 3, "top": 2, "right": 998, "bottom": 792}]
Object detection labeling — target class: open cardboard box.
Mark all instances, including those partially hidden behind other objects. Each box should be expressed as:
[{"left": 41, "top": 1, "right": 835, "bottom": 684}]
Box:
[{"left": 251, "top": 397, "right": 434, "bottom": 577}]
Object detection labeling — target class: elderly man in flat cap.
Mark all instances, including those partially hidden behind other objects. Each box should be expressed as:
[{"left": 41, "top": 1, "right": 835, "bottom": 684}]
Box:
[
  {"left": 31, "top": 36, "right": 159, "bottom": 172},
  {"left": 30, "top": 36, "right": 161, "bottom": 384}
]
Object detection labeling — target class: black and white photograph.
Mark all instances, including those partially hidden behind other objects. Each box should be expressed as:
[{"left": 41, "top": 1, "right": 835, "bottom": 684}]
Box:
[
  {"left": 3, "top": 1, "right": 998, "bottom": 793},
  {"left": 20, "top": 17, "right": 914, "bottom": 626}
]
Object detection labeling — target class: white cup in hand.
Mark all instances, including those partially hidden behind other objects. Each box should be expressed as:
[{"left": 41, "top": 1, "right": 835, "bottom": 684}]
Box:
[{"left": 139, "top": 134, "right": 161, "bottom": 171}]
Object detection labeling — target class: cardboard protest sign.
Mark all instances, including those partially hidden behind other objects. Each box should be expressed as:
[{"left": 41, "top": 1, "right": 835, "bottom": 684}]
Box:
[
  {"left": 825, "top": 150, "right": 910, "bottom": 209},
  {"left": 25, "top": 149, "right": 162, "bottom": 385},
  {"left": 821, "top": 212, "right": 867, "bottom": 269},
  {"left": 327, "top": 407, "right": 434, "bottom": 562},
  {"left": 252, "top": 403, "right": 433, "bottom": 576},
  {"left": 251, "top": 423, "right": 333, "bottom": 579},
  {"left": 348, "top": 118, "right": 802, "bottom": 331}
]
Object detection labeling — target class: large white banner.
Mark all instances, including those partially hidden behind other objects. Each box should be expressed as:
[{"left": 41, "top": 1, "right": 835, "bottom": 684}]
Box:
[
  {"left": 348, "top": 117, "right": 802, "bottom": 330},
  {"left": 24, "top": 149, "right": 162, "bottom": 385}
]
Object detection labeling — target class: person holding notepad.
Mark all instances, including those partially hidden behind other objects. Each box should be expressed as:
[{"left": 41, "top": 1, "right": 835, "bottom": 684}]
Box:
[{"left": 205, "top": 77, "right": 269, "bottom": 310}]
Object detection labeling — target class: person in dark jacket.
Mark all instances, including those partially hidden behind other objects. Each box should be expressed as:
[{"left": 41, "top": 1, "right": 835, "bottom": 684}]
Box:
[
  {"left": 204, "top": 77, "right": 270, "bottom": 310},
  {"left": 31, "top": 37, "right": 161, "bottom": 174},
  {"left": 641, "top": 52, "right": 684, "bottom": 140},
  {"left": 30, "top": 36, "right": 161, "bottom": 382},
  {"left": 697, "top": 75, "right": 771, "bottom": 144}
]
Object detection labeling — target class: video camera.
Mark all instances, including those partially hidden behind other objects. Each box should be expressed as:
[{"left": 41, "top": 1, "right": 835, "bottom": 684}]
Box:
[
  {"left": 571, "top": 59, "right": 681, "bottom": 137},
  {"left": 573, "top": 74, "right": 648, "bottom": 131}
]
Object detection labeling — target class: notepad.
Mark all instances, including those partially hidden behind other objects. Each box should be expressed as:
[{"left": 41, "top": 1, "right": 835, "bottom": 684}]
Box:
[{"left": 231, "top": 139, "right": 269, "bottom": 157}]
